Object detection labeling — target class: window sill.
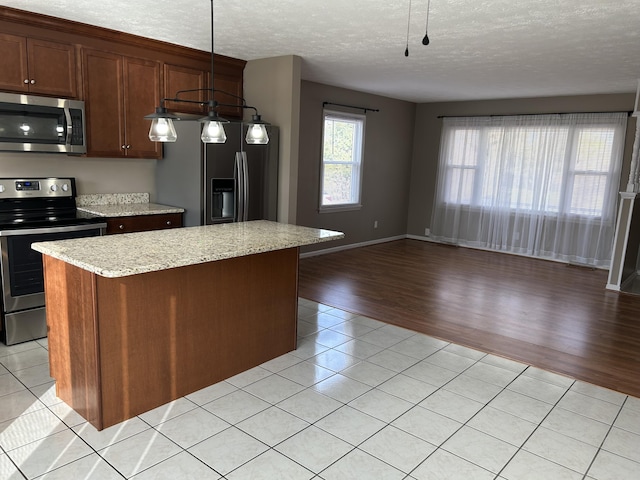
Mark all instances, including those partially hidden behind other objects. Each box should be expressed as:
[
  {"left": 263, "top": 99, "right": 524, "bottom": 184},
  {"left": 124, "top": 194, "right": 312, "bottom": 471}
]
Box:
[{"left": 319, "top": 204, "right": 362, "bottom": 213}]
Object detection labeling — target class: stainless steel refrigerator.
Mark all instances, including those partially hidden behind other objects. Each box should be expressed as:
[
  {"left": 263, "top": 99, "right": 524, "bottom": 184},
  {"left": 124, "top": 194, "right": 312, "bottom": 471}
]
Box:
[{"left": 156, "top": 121, "right": 279, "bottom": 227}]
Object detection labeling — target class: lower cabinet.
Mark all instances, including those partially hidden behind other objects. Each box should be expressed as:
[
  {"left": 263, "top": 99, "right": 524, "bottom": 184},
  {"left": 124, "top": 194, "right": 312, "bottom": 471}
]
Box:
[{"left": 106, "top": 213, "right": 182, "bottom": 235}]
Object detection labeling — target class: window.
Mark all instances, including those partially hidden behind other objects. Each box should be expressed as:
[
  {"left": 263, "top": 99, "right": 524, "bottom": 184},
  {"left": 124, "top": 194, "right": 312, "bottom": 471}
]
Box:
[
  {"left": 320, "top": 110, "right": 365, "bottom": 210},
  {"left": 430, "top": 112, "right": 628, "bottom": 267},
  {"left": 440, "top": 115, "right": 623, "bottom": 218}
]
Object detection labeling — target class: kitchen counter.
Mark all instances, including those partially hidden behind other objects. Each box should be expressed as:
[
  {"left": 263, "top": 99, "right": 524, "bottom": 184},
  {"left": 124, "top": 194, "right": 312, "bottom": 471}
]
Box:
[
  {"left": 35, "top": 220, "right": 344, "bottom": 430},
  {"left": 77, "top": 202, "right": 184, "bottom": 217},
  {"left": 75, "top": 192, "right": 184, "bottom": 217},
  {"left": 32, "top": 220, "right": 342, "bottom": 277}
]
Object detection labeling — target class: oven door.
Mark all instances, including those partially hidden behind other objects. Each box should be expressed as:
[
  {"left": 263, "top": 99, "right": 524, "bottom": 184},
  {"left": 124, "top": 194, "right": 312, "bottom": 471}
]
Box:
[{"left": 0, "top": 223, "right": 105, "bottom": 313}]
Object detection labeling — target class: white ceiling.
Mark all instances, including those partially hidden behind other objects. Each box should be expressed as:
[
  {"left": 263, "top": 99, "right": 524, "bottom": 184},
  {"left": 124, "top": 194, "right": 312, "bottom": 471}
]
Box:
[{"left": 2, "top": 0, "right": 639, "bottom": 103}]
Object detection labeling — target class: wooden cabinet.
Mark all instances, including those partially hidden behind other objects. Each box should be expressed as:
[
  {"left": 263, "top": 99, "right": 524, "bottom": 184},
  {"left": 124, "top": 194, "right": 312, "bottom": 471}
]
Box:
[
  {"left": 43, "top": 246, "right": 297, "bottom": 430},
  {"left": 82, "top": 48, "right": 161, "bottom": 158},
  {"left": 163, "top": 63, "right": 208, "bottom": 115},
  {"left": 163, "top": 56, "right": 245, "bottom": 119},
  {"left": 213, "top": 69, "right": 244, "bottom": 119},
  {"left": 0, "top": 33, "right": 77, "bottom": 97},
  {"left": 105, "top": 213, "right": 182, "bottom": 234}
]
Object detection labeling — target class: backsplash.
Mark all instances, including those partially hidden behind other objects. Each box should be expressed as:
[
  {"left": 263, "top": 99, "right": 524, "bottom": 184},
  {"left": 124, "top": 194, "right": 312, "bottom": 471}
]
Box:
[{"left": 76, "top": 193, "right": 149, "bottom": 206}]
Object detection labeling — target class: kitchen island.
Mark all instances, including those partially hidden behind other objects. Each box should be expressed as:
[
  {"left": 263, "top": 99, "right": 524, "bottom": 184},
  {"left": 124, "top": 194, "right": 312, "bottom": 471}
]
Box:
[{"left": 32, "top": 220, "right": 343, "bottom": 430}]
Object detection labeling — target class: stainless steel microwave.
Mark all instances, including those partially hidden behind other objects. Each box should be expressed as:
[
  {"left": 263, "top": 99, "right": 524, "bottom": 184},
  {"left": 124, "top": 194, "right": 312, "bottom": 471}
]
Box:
[{"left": 0, "top": 92, "right": 86, "bottom": 154}]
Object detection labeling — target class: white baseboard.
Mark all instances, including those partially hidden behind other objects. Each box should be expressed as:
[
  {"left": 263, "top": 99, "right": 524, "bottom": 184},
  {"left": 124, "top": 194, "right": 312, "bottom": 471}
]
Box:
[
  {"left": 406, "top": 234, "right": 438, "bottom": 243},
  {"left": 299, "top": 235, "right": 407, "bottom": 258},
  {"left": 302, "top": 234, "right": 610, "bottom": 275}
]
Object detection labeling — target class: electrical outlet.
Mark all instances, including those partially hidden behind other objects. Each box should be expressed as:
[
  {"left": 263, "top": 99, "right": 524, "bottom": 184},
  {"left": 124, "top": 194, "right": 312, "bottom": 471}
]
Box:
[
  {"left": 424, "top": 228, "right": 430, "bottom": 236},
  {"left": 374, "top": 220, "right": 378, "bottom": 229}
]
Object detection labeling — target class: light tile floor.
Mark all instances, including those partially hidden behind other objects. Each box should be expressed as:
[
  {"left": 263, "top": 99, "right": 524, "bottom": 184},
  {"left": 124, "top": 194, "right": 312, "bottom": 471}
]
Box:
[{"left": 1, "top": 298, "right": 639, "bottom": 479}]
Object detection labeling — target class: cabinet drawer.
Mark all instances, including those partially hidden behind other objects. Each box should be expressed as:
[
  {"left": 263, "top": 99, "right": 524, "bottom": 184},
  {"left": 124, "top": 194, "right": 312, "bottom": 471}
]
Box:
[{"left": 106, "top": 213, "right": 182, "bottom": 234}]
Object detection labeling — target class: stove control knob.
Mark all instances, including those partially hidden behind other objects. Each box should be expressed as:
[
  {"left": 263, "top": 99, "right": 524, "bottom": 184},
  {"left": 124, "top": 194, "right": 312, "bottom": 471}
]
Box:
[
  {"left": 62, "top": 183, "right": 69, "bottom": 192},
  {"left": 50, "top": 184, "right": 58, "bottom": 192}
]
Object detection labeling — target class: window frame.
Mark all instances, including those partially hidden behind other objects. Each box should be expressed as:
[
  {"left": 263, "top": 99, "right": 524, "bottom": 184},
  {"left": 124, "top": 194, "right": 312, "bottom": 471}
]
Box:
[{"left": 319, "top": 109, "right": 366, "bottom": 212}]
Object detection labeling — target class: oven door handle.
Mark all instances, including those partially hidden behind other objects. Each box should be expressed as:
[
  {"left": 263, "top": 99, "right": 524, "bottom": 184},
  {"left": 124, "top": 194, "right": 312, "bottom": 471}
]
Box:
[{"left": 0, "top": 223, "right": 107, "bottom": 237}]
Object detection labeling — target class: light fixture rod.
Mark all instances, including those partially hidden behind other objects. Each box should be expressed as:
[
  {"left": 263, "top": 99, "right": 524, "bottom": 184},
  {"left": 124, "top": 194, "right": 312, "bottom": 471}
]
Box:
[
  {"left": 210, "top": 0, "right": 215, "bottom": 103},
  {"left": 405, "top": 0, "right": 412, "bottom": 57},
  {"left": 422, "top": 0, "right": 430, "bottom": 45}
]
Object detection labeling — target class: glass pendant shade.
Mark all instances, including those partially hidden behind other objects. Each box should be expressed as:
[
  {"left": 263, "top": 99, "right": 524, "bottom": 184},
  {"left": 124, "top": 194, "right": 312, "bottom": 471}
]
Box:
[
  {"left": 201, "top": 120, "right": 227, "bottom": 143},
  {"left": 148, "top": 117, "right": 178, "bottom": 142},
  {"left": 245, "top": 123, "right": 269, "bottom": 145}
]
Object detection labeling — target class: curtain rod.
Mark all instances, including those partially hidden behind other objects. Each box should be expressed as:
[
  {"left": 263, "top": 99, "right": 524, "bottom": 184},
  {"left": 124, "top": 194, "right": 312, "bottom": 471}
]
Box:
[
  {"left": 323, "top": 102, "right": 380, "bottom": 113},
  {"left": 437, "top": 111, "right": 633, "bottom": 119}
]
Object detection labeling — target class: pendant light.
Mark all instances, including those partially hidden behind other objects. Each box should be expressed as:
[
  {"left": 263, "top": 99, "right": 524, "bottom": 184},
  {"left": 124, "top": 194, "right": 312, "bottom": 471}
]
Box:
[
  {"left": 422, "top": 0, "right": 431, "bottom": 45},
  {"left": 200, "top": 106, "right": 228, "bottom": 143},
  {"left": 403, "top": 0, "right": 431, "bottom": 57},
  {"left": 145, "top": 0, "right": 269, "bottom": 145},
  {"left": 245, "top": 114, "right": 269, "bottom": 144},
  {"left": 147, "top": 107, "right": 179, "bottom": 142}
]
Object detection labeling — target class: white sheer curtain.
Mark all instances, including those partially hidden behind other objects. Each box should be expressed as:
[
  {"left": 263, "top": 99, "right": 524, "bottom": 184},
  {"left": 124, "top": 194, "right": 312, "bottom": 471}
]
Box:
[{"left": 430, "top": 112, "right": 628, "bottom": 267}]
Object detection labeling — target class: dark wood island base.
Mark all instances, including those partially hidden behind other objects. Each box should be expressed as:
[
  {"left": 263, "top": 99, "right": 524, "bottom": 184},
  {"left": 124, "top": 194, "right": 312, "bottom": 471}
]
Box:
[{"left": 43, "top": 247, "right": 299, "bottom": 430}]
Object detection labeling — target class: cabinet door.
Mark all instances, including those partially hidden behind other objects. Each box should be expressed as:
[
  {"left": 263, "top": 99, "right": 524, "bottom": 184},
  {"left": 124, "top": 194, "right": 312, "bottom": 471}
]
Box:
[
  {"left": 0, "top": 33, "right": 29, "bottom": 93},
  {"left": 164, "top": 63, "right": 208, "bottom": 115},
  {"left": 214, "top": 72, "right": 243, "bottom": 119},
  {"left": 83, "top": 48, "right": 126, "bottom": 157},
  {"left": 27, "top": 38, "right": 77, "bottom": 98},
  {"left": 0, "top": 34, "right": 77, "bottom": 97},
  {"left": 123, "top": 57, "right": 161, "bottom": 158}
]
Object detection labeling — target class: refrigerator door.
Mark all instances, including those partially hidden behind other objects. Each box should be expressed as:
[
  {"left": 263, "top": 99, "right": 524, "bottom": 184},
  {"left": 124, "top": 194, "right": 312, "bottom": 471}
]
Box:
[
  {"left": 204, "top": 123, "right": 279, "bottom": 224},
  {"left": 243, "top": 124, "right": 279, "bottom": 222}
]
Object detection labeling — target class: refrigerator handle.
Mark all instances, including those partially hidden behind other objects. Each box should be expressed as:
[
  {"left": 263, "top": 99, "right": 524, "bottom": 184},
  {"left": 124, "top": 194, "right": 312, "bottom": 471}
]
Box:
[
  {"left": 234, "top": 152, "right": 243, "bottom": 222},
  {"left": 241, "top": 151, "right": 249, "bottom": 221}
]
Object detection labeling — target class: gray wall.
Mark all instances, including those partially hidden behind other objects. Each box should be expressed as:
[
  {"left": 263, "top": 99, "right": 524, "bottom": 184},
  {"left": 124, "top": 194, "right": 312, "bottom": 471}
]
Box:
[
  {"left": 245, "top": 55, "right": 302, "bottom": 224},
  {"left": 0, "top": 152, "right": 156, "bottom": 197},
  {"left": 407, "top": 94, "right": 638, "bottom": 237},
  {"left": 296, "top": 81, "right": 416, "bottom": 251}
]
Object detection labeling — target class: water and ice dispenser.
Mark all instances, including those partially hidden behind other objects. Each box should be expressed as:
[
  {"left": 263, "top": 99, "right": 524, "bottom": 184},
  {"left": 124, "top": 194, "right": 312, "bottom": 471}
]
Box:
[{"left": 211, "top": 178, "right": 235, "bottom": 223}]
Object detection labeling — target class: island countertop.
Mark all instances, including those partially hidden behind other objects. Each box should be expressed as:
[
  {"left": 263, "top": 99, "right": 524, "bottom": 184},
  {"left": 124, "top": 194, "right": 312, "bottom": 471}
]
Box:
[{"left": 32, "top": 220, "right": 343, "bottom": 278}]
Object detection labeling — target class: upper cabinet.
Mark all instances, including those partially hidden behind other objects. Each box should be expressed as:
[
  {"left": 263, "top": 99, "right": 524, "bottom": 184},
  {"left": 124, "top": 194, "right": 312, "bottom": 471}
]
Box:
[
  {"left": 0, "top": 33, "right": 77, "bottom": 98},
  {"left": 164, "top": 63, "right": 208, "bottom": 115},
  {"left": 164, "top": 57, "right": 245, "bottom": 119},
  {"left": 82, "top": 49, "right": 161, "bottom": 159},
  {"left": 0, "top": 6, "right": 246, "bottom": 159}
]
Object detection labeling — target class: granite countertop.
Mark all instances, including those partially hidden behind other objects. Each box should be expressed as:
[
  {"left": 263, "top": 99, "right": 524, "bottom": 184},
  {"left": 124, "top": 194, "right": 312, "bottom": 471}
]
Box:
[
  {"left": 76, "top": 193, "right": 184, "bottom": 217},
  {"left": 32, "top": 220, "right": 344, "bottom": 278},
  {"left": 77, "top": 203, "right": 184, "bottom": 217}
]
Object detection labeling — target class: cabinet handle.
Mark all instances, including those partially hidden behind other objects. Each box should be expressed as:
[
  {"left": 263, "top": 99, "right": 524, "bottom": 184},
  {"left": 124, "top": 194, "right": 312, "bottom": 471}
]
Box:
[
  {"left": 30, "top": 79, "right": 36, "bottom": 85},
  {"left": 166, "top": 220, "right": 172, "bottom": 226},
  {"left": 126, "top": 145, "right": 131, "bottom": 149},
  {"left": 121, "top": 145, "right": 126, "bottom": 149},
  {"left": 24, "top": 79, "right": 29, "bottom": 84},
  {"left": 119, "top": 224, "right": 125, "bottom": 230}
]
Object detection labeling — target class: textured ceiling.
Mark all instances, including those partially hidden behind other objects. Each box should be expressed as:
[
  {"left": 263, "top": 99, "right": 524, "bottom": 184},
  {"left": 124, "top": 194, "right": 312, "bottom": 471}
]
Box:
[{"left": 2, "top": 0, "right": 639, "bottom": 103}]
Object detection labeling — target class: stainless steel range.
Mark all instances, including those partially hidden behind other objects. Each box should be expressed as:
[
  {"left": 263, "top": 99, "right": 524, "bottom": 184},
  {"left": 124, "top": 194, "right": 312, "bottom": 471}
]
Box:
[{"left": 0, "top": 178, "right": 107, "bottom": 345}]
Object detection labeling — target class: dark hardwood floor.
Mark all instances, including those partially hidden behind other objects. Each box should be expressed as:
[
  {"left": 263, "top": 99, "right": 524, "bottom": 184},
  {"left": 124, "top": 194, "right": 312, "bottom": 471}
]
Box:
[{"left": 298, "top": 239, "right": 640, "bottom": 398}]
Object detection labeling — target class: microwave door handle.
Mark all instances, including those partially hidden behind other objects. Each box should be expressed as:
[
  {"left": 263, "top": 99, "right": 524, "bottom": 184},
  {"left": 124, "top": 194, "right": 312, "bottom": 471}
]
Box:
[{"left": 63, "top": 107, "right": 73, "bottom": 146}]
